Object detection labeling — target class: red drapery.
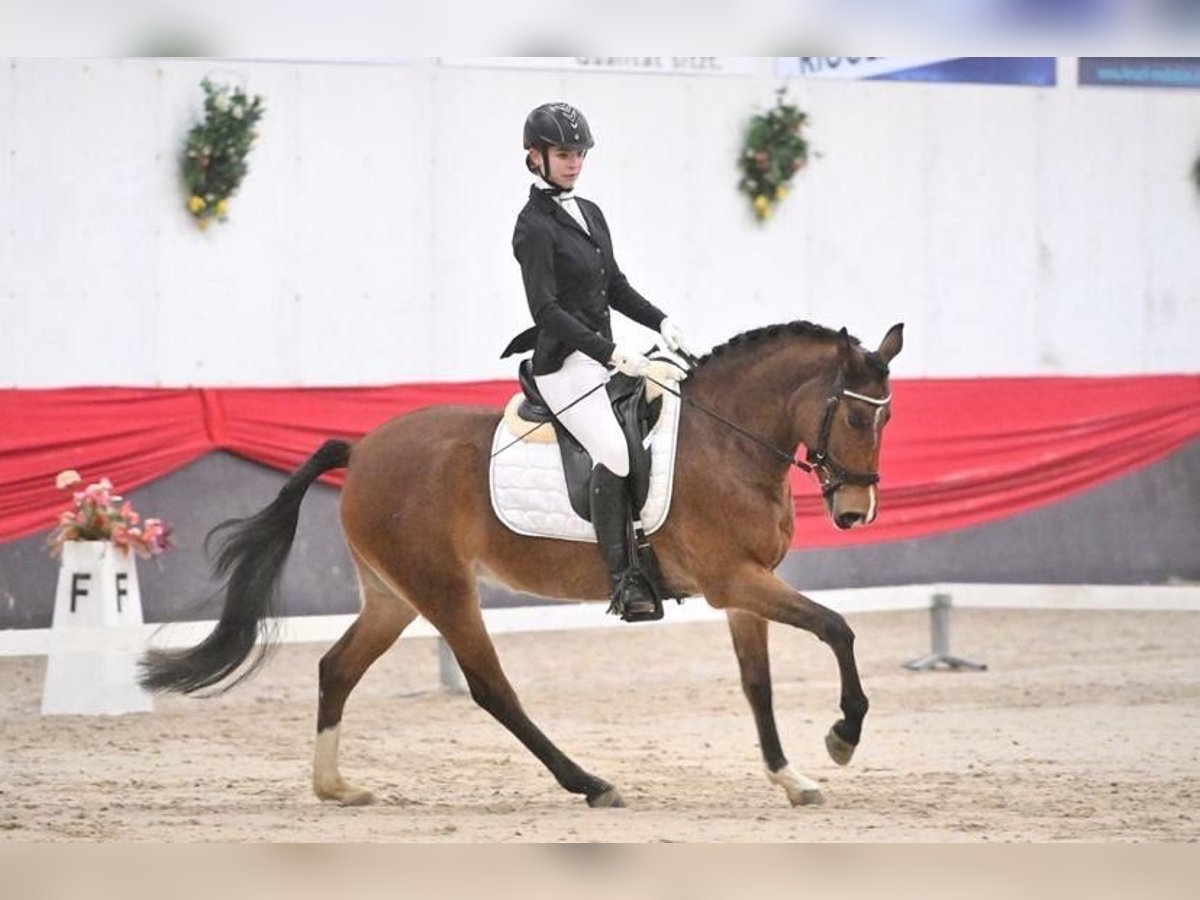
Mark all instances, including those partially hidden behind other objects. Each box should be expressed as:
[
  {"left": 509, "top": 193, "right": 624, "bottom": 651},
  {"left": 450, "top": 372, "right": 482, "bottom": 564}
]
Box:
[{"left": 1, "top": 376, "right": 1196, "bottom": 548}]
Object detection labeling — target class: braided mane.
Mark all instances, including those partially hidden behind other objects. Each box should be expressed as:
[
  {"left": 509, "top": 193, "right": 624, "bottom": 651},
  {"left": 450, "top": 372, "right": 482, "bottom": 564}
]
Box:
[{"left": 694, "top": 320, "right": 889, "bottom": 379}]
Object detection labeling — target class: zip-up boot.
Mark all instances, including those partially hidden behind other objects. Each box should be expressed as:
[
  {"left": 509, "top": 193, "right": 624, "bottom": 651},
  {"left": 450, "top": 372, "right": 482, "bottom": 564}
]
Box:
[{"left": 589, "top": 464, "right": 662, "bottom": 622}]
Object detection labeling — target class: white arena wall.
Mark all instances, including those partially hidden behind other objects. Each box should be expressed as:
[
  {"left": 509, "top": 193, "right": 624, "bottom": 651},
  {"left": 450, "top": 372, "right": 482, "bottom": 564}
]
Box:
[
  {"left": 2, "top": 56, "right": 1198, "bottom": 388},
  {"left": 1, "top": 58, "right": 1197, "bottom": 635}
]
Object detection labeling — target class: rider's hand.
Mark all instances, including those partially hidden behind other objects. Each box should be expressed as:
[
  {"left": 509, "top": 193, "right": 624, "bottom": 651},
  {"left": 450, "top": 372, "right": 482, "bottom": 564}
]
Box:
[
  {"left": 659, "top": 318, "right": 692, "bottom": 356},
  {"left": 610, "top": 346, "right": 651, "bottom": 377}
]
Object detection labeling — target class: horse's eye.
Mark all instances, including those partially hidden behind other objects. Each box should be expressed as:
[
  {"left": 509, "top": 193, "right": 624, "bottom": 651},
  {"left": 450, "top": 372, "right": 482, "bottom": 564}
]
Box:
[{"left": 847, "top": 409, "right": 871, "bottom": 430}]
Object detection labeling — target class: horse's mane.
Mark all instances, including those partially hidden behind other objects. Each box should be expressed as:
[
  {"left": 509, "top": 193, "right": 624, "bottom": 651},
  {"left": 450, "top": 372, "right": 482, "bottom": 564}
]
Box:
[{"left": 694, "top": 320, "right": 889, "bottom": 379}]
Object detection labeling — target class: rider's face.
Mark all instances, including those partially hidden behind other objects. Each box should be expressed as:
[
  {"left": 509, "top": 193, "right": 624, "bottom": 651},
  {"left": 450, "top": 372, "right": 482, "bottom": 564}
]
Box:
[{"left": 535, "top": 146, "right": 586, "bottom": 188}]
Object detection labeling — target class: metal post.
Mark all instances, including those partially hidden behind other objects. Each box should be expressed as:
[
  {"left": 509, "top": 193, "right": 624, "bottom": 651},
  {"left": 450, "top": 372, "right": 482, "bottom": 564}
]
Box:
[
  {"left": 437, "top": 637, "right": 468, "bottom": 693},
  {"left": 903, "top": 592, "right": 987, "bottom": 672}
]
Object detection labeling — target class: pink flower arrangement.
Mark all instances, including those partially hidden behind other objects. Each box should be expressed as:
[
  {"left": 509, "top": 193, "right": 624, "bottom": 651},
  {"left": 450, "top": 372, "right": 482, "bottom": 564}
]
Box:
[{"left": 48, "top": 470, "right": 174, "bottom": 559}]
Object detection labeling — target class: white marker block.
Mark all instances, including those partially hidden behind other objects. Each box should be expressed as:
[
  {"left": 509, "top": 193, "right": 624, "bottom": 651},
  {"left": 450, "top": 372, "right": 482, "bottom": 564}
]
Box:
[{"left": 41, "top": 540, "right": 155, "bottom": 715}]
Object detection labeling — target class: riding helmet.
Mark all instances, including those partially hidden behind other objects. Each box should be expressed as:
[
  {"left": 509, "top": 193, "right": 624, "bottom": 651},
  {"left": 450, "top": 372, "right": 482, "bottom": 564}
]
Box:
[{"left": 523, "top": 102, "right": 595, "bottom": 151}]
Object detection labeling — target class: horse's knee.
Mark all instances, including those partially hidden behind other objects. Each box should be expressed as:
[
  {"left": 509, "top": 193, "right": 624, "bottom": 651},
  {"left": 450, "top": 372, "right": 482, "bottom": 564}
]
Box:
[{"left": 820, "top": 611, "right": 854, "bottom": 648}]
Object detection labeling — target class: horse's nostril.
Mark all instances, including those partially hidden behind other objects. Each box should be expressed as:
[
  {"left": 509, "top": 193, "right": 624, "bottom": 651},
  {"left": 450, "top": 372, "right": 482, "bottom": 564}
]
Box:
[{"left": 836, "top": 512, "right": 865, "bottom": 530}]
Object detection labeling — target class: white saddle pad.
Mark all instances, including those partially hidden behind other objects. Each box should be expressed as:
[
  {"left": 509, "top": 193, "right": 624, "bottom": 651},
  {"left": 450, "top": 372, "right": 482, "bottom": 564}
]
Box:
[{"left": 489, "top": 385, "right": 682, "bottom": 543}]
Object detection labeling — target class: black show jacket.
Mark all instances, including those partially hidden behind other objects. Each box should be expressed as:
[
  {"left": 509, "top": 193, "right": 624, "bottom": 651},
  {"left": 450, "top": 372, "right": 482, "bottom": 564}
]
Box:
[{"left": 508, "top": 185, "right": 665, "bottom": 376}]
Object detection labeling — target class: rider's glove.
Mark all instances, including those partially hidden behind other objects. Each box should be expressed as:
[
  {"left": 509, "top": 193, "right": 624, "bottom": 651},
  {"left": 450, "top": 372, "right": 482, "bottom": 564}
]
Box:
[
  {"left": 609, "top": 346, "right": 651, "bottom": 377},
  {"left": 610, "top": 347, "right": 688, "bottom": 384},
  {"left": 659, "top": 318, "right": 693, "bottom": 356}
]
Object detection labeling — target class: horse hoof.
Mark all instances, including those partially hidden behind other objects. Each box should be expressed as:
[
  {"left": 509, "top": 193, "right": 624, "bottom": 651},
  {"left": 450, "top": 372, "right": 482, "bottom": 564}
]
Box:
[
  {"left": 790, "top": 789, "right": 825, "bottom": 807},
  {"left": 339, "top": 788, "right": 377, "bottom": 807},
  {"left": 316, "top": 782, "right": 377, "bottom": 806},
  {"left": 767, "top": 765, "right": 825, "bottom": 807},
  {"left": 825, "top": 728, "right": 856, "bottom": 766},
  {"left": 587, "top": 788, "right": 626, "bottom": 809}
]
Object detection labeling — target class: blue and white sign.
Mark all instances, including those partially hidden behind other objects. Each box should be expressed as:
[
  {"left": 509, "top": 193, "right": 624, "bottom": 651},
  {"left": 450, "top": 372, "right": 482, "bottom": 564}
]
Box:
[
  {"left": 778, "top": 57, "right": 1057, "bottom": 87},
  {"left": 1079, "top": 58, "right": 1200, "bottom": 90}
]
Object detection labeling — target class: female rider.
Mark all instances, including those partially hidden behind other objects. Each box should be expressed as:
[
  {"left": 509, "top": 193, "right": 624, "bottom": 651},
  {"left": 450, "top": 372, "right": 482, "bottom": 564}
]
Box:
[{"left": 506, "top": 102, "right": 692, "bottom": 621}]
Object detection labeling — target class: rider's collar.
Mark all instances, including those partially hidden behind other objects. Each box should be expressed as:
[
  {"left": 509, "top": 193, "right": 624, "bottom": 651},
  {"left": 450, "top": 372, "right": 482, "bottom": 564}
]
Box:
[{"left": 533, "top": 176, "right": 574, "bottom": 202}]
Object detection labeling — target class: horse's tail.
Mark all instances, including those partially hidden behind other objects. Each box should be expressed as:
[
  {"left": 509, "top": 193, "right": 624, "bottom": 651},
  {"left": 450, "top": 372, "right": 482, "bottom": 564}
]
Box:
[{"left": 139, "top": 438, "right": 352, "bottom": 695}]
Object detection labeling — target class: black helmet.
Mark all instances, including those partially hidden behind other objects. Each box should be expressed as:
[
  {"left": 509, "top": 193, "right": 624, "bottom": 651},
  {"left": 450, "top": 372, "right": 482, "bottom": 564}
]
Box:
[{"left": 523, "top": 102, "right": 595, "bottom": 151}]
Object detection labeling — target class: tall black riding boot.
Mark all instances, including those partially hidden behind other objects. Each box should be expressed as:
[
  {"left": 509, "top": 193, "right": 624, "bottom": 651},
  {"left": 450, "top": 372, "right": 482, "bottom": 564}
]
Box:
[{"left": 589, "top": 464, "right": 662, "bottom": 622}]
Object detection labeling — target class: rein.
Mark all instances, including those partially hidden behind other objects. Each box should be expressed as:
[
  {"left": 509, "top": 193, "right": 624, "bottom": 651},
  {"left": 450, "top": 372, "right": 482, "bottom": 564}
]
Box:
[
  {"left": 649, "top": 375, "right": 815, "bottom": 473},
  {"left": 649, "top": 352, "right": 890, "bottom": 496},
  {"left": 491, "top": 349, "right": 890, "bottom": 499}
]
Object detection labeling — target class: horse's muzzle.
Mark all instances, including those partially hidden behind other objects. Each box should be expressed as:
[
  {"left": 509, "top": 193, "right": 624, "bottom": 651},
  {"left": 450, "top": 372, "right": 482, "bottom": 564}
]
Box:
[{"left": 834, "top": 511, "right": 867, "bottom": 530}]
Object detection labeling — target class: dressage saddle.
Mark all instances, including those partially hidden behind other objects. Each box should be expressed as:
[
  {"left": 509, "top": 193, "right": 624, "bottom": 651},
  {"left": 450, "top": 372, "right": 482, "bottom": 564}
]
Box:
[{"left": 514, "top": 358, "right": 684, "bottom": 609}]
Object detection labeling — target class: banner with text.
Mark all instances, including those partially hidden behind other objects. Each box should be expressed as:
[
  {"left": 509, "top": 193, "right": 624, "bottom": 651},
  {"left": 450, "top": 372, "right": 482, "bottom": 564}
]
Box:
[
  {"left": 778, "top": 57, "right": 1056, "bottom": 86},
  {"left": 440, "top": 57, "right": 757, "bottom": 76},
  {"left": 1078, "top": 58, "right": 1200, "bottom": 90}
]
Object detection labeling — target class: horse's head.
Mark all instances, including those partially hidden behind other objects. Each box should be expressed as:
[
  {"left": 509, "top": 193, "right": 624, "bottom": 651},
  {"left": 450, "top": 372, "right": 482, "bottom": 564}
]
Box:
[{"left": 811, "top": 323, "right": 904, "bottom": 530}]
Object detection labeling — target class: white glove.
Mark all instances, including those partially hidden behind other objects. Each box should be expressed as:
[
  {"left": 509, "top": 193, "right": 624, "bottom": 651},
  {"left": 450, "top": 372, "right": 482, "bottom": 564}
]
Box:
[
  {"left": 659, "top": 318, "right": 692, "bottom": 355},
  {"left": 610, "top": 346, "right": 651, "bottom": 377}
]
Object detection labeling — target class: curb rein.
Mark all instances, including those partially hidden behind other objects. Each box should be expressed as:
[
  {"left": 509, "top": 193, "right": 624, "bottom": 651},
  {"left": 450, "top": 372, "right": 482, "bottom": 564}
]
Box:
[{"left": 652, "top": 351, "right": 890, "bottom": 498}]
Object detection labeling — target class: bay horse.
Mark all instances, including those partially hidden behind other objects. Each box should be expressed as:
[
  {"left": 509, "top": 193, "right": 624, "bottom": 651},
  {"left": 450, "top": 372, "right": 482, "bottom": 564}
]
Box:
[{"left": 141, "top": 320, "right": 903, "bottom": 808}]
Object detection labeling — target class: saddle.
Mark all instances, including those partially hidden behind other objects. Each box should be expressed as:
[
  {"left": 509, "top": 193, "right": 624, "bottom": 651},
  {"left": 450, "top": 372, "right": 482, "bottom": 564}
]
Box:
[
  {"left": 511, "top": 358, "right": 686, "bottom": 608},
  {"left": 515, "top": 358, "right": 663, "bottom": 523}
]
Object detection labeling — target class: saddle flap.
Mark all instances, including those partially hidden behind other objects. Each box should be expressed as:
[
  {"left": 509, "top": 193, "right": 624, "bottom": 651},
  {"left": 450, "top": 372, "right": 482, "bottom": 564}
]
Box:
[{"left": 489, "top": 382, "right": 683, "bottom": 545}]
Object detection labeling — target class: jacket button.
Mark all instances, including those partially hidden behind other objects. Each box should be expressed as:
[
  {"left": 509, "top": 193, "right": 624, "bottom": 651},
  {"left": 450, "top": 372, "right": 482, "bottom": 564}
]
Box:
[
  {"left": 599, "top": 268, "right": 606, "bottom": 275},
  {"left": 595, "top": 247, "right": 601, "bottom": 254}
]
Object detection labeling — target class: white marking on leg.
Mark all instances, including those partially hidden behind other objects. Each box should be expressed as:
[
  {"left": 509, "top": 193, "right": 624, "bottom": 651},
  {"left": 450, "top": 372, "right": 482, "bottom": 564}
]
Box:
[
  {"left": 313, "top": 724, "right": 376, "bottom": 805},
  {"left": 866, "top": 485, "right": 878, "bottom": 524},
  {"left": 312, "top": 725, "right": 342, "bottom": 796},
  {"left": 766, "top": 765, "right": 824, "bottom": 806}
]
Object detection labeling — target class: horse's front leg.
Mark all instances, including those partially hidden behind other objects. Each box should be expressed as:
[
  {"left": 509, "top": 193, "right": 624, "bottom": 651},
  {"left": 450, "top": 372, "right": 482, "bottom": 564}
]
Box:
[
  {"left": 726, "top": 610, "right": 825, "bottom": 806},
  {"left": 711, "top": 569, "right": 868, "bottom": 769}
]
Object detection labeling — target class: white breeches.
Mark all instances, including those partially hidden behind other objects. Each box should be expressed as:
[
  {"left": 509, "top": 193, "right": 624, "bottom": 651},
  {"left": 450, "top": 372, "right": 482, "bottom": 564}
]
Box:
[{"left": 534, "top": 351, "right": 629, "bottom": 477}]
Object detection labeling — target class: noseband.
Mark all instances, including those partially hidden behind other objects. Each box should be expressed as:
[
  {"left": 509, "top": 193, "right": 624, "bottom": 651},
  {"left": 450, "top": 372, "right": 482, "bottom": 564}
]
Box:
[{"left": 807, "top": 388, "right": 891, "bottom": 498}]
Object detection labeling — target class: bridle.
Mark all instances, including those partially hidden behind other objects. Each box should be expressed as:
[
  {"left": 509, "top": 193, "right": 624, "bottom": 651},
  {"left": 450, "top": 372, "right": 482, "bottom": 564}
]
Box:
[
  {"left": 806, "top": 387, "right": 891, "bottom": 498},
  {"left": 648, "top": 363, "right": 891, "bottom": 498}
]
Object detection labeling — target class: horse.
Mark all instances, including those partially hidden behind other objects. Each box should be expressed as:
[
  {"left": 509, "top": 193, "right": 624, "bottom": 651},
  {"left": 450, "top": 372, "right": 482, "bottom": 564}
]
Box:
[{"left": 140, "top": 320, "right": 904, "bottom": 809}]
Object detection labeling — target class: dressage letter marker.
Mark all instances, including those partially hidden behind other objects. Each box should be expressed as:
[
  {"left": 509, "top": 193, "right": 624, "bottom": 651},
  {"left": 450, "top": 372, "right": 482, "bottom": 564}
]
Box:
[
  {"left": 70, "top": 573, "right": 90, "bottom": 612},
  {"left": 42, "top": 541, "right": 155, "bottom": 716}
]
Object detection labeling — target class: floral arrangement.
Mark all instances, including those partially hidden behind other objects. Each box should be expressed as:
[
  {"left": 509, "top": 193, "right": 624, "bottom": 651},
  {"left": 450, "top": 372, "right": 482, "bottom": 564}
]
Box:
[
  {"left": 738, "top": 88, "right": 810, "bottom": 222},
  {"left": 182, "top": 78, "right": 265, "bottom": 228},
  {"left": 49, "top": 471, "right": 174, "bottom": 559}
]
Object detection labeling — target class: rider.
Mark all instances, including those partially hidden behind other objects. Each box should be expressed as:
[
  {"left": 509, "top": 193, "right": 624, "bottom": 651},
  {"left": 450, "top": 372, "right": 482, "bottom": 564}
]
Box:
[{"left": 507, "top": 101, "right": 692, "bottom": 621}]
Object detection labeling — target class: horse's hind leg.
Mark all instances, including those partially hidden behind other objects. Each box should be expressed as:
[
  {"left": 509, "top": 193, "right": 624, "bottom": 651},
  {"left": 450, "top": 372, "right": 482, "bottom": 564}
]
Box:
[
  {"left": 727, "top": 610, "right": 825, "bottom": 807},
  {"left": 423, "top": 581, "right": 625, "bottom": 809},
  {"left": 313, "top": 559, "right": 418, "bottom": 806}
]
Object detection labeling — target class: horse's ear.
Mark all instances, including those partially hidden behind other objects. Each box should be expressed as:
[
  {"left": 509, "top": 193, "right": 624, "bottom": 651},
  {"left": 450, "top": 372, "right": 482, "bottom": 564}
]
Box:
[{"left": 877, "top": 323, "right": 904, "bottom": 364}]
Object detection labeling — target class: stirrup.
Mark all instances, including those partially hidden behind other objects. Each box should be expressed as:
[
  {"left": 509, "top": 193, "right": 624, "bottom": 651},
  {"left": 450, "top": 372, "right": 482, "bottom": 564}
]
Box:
[{"left": 606, "top": 574, "right": 663, "bottom": 623}]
